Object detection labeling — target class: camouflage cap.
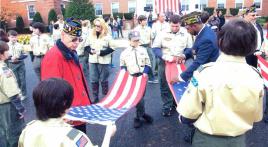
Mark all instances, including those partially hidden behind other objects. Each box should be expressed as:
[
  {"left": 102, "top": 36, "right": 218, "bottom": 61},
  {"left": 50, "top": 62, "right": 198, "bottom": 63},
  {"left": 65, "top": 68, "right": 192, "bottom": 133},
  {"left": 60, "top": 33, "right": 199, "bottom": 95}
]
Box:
[
  {"left": 242, "top": 4, "right": 256, "bottom": 15},
  {"left": 63, "top": 17, "right": 82, "bottom": 37},
  {"left": 182, "top": 11, "right": 202, "bottom": 25}
]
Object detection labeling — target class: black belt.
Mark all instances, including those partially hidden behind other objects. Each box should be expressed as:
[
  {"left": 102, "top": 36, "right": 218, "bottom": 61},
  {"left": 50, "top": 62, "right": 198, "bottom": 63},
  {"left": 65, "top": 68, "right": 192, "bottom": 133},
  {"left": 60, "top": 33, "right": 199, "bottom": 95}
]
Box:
[
  {"left": 140, "top": 44, "right": 150, "bottom": 47},
  {"left": 35, "top": 55, "right": 44, "bottom": 58},
  {"left": 9, "top": 61, "right": 22, "bottom": 64},
  {"left": 131, "top": 73, "right": 143, "bottom": 77}
]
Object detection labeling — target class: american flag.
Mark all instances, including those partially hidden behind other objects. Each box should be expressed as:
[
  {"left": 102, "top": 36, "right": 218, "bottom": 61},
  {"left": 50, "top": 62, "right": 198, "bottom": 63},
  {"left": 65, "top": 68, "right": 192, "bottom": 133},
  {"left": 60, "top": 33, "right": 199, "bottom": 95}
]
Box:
[
  {"left": 165, "top": 62, "right": 188, "bottom": 103},
  {"left": 155, "top": 0, "right": 181, "bottom": 14},
  {"left": 64, "top": 70, "right": 147, "bottom": 125},
  {"left": 257, "top": 55, "right": 268, "bottom": 87}
]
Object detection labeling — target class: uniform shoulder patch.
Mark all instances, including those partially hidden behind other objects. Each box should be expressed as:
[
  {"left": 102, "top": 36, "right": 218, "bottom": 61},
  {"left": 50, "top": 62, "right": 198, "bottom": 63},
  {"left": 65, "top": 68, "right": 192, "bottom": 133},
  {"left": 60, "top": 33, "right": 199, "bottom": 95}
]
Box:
[
  {"left": 76, "top": 135, "right": 88, "bottom": 147},
  {"left": 67, "top": 128, "right": 80, "bottom": 140}
]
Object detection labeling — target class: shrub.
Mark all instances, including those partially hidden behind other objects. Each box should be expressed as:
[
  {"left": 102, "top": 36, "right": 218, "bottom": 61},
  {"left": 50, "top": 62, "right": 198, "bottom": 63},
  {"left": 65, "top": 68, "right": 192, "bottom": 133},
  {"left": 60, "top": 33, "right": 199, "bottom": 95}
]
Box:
[
  {"left": 65, "top": 0, "right": 95, "bottom": 21},
  {"left": 203, "top": 7, "right": 214, "bottom": 16},
  {"left": 229, "top": 8, "right": 239, "bottom": 16},
  {"left": 33, "top": 12, "right": 43, "bottom": 23},
  {"left": 216, "top": 8, "right": 226, "bottom": 15},
  {"left": 124, "top": 13, "right": 134, "bottom": 20},
  {"left": 48, "top": 9, "right": 57, "bottom": 23},
  {"left": 16, "top": 15, "right": 24, "bottom": 33}
]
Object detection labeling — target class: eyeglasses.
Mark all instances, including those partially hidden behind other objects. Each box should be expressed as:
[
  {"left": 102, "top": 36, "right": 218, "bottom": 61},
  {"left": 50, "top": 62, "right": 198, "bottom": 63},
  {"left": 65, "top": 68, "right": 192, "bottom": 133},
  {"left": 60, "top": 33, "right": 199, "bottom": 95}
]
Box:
[{"left": 71, "top": 37, "right": 83, "bottom": 42}]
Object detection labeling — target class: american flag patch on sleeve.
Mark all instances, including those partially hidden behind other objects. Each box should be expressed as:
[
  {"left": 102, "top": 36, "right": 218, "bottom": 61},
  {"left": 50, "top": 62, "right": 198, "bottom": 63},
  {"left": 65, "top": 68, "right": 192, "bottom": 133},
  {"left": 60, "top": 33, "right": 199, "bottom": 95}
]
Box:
[{"left": 76, "top": 135, "right": 88, "bottom": 147}]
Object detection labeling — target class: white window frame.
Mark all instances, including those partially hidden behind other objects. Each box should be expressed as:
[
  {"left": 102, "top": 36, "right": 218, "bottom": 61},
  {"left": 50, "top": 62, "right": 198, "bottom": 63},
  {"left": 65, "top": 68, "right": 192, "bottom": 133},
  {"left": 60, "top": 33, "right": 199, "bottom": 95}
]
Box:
[
  {"left": 254, "top": 0, "right": 262, "bottom": 10},
  {"left": 235, "top": 0, "right": 243, "bottom": 9},
  {"left": 95, "top": 3, "right": 103, "bottom": 16},
  {"left": 181, "top": 0, "right": 189, "bottom": 11},
  {"left": 217, "top": 0, "right": 226, "bottom": 8},
  {"left": 128, "top": 0, "right": 136, "bottom": 13},
  {"left": 111, "top": 2, "right": 119, "bottom": 14},
  {"left": 27, "top": 4, "right": 36, "bottom": 20}
]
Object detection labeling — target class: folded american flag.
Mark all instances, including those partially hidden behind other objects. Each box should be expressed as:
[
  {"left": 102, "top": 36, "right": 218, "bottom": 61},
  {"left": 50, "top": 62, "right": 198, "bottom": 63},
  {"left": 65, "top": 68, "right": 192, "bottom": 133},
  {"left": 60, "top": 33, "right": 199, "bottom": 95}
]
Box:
[
  {"left": 257, "top": 55, "right": 268, "bottom": 87},
  {"left": 64, "top": 70, "right": 147, "bottom": 125},
  {"left": 165, "top": 62, "right": 189, "bottom": 103}
]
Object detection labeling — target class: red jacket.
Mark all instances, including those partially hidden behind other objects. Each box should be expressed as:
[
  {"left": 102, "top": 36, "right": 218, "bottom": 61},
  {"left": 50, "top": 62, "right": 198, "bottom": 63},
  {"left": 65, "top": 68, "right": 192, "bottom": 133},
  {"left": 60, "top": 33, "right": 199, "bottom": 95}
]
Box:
[{"left": 41, "top": 44, "right": 91, "bottom": 106}]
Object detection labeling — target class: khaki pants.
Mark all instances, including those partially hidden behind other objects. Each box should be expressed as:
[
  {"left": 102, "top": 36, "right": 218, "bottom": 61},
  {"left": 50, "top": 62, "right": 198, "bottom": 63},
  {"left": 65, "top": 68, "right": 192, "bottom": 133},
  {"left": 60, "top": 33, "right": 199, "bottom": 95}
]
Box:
[{"left": 192, "top": 129, "right": 246, "bottom": 147}]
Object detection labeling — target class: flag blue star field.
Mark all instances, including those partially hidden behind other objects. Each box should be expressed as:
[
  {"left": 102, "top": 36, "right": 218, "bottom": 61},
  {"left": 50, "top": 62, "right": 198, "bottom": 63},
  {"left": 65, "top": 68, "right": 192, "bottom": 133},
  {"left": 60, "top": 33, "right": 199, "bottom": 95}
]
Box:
[
  {"left": 64, "top": 70, "right": 147, "bottom": 125},
  {"left": 165, "top": 62, "right": 189, "bottom": 103}
]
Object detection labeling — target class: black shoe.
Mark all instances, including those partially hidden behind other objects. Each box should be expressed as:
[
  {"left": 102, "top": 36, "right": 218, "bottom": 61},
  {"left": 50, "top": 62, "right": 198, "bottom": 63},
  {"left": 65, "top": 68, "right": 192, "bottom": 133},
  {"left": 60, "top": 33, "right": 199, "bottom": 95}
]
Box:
[
  {"left": 142, "top": 114, "right": 153, "bottom": 124},
  {"left": 162, "top": 108, "right": 173, "bottom": 117},
  {"left": 92, "top": 98, "right": 99, "bottom": 104},
  {"left": 134, "top": 118, "right": 142, "bottom": 128}
]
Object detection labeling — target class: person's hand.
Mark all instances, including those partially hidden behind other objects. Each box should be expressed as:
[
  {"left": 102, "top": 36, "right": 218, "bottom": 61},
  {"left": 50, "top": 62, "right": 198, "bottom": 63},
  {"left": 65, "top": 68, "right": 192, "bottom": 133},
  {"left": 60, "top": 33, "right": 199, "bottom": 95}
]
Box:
[
  {"left": 143, "top": 73, "right": 148, "bottom": 77},
  {"left": 105, "top": 124, "right": 117, "bottom": 137},
  {"left": 11, "top": 56, "right": 18, "bottom": 62},
  {"left": 254, "top": 51, "right": 263, "bottom": 56},
  {"left": 176, "top": 54, "right": 186, "bottom": 64},
  {"left": 170, "top": 76, "right": 180, "bottom": 84}
]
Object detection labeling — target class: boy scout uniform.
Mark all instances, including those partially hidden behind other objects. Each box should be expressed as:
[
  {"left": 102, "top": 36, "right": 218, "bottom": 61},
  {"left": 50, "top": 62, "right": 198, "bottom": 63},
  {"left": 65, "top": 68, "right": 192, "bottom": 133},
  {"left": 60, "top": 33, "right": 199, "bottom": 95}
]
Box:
[
  {"left": 30, "top": 34, "right": 52, "bottom": 80},
  {"left": 134, "top": 25, "right": 157, "bottom": 81},
  {"left": 0, "top": 61, "right": 24, "bottom": 147},
  {"left": 120, "top": 30, "right": 151, "bottom": 121},
  {"left": 177, "top": 54, "right": 264, "bottom": 147},
  {"left": 152, "top": 27, "right": 193, "bottom": 113},
  {"left": 19, "top": 118, "right": 96, "bottom": 147},
  {"left": 8, "top": 41, "right": 27, "bottom": 97},
  {"left": 84, "top": 32, "right": 114, "bottom": 102}
]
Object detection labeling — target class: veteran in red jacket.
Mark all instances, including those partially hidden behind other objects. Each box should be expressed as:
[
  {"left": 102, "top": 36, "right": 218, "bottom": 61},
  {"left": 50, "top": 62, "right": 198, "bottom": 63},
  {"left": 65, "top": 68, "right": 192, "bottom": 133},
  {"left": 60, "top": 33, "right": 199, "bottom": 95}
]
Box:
[{"left": 41, "top": 17, "right": 91, "bottom": 133}]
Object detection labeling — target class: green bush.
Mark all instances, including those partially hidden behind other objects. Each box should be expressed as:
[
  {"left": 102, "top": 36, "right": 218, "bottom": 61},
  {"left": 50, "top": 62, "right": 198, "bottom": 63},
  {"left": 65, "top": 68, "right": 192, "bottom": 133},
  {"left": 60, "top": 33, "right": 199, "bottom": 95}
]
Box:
[
  {"left": 112, "top": 13, "right": 124, "bottom": 19},
  {"left": 257, "top": 16, "right": 268, "bottom": 27},
  {"left": 48, "top": 9, "right": 57, "bottom": 23},
  {"left": 102, "top": 14, "right": 111, "bottom": 19},
  {"left": 204, "top": 7, "right": 214, "bottom": 16},
  {"left": 124, "top": 13, "right": 134, "bottom": 20},
  {"left": 65, "top": 0, "right": 95, "bottom": 21},
  {"left": 216, "top": 8, "right": 226, "bottom": 15},
  {"left": 16, "top": 15, "right": 24, "bottom": 33},
  {"left": 61, "top": 7, "right": 66, "bottom": 18},
  {"left": 229, "top": 8, "right": 239, "bottom": 16},
  {"left": 33, "top": 12, "right": 43, "bottom": 23}
]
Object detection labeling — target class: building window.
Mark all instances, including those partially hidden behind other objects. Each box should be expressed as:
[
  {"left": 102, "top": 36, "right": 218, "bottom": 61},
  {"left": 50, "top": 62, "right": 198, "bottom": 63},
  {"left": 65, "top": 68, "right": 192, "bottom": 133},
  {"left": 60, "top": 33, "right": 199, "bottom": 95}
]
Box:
[
  {"left": 95, "top": 3, "right": 103, "bottom": 15},
  {"left": 254, "top": 0, "right": 261, "bottom": 9},
  {"left": 128, "top": 1, "right": 136, "bottom": 13},
  {"left": 181, "top": 0, "right": 189, "bottom": 11},
  {"left": 217, "top": 0, "right": 226, "bottom": 8},
  {"left": 235, "top": 0, "right": 243, "bottom": 9},
  {"left": 200, "top": 0, "right": 208, "bottom": 10},
  {"left": 195, "top": 4, "right": 199, "bottom": 9},
  {"left": 27, "top": 5, "right": 36, "bottom": 20},
  {"left": 111, "top": 2, "right": 119, "bottom": 13}
]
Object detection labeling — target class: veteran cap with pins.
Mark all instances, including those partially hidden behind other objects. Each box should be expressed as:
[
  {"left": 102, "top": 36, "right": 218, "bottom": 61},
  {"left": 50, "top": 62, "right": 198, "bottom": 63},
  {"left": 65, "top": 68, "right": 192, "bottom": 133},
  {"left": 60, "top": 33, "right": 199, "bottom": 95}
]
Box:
[
  {"left": 63, "top": 17, "right": 82, "bottom": 37},
  {"left": 182, "top": 11, "right": 202, "bottom": 25},
  {"left": 128, "top": 30, "right": 140, "bottom": 41},
  {"left": 242, "top": 4, "right": 257, "bottom": 15}
]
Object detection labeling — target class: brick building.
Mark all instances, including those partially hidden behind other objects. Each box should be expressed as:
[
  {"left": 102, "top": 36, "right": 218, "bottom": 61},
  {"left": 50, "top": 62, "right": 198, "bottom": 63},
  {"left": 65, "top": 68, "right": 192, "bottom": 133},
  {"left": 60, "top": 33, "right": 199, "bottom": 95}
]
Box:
[{"left": 1, "top": 0, "right": 268, "bottom": 28}]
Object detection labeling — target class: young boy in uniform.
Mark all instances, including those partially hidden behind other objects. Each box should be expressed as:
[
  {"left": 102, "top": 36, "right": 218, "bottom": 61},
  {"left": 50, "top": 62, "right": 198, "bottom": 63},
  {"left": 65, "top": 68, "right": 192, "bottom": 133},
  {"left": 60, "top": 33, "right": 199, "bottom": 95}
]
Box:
[{"left": 120, "top": 31, "right": 153, "bottom": 128}]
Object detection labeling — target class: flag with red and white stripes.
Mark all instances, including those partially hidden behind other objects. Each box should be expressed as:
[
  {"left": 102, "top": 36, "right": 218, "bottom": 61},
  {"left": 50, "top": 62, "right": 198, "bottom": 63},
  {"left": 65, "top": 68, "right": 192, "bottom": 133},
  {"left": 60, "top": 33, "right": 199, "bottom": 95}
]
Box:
[
  {"left": 165, "top": 62, "right": 188, "bottom": 103},
  {"left": 257, "top": 55, "right": 268, "bottom": 87},
  {"left": 155, "top": 0, "right": 181, "bottom": 14},
  {"left": 64, "top": 70, "right": 147, "bottom": 125}
]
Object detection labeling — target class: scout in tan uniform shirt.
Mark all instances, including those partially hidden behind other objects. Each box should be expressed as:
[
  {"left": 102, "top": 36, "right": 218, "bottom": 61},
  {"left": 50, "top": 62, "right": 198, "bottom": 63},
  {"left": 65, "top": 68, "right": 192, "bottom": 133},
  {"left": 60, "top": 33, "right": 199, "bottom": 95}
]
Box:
[
  {"left": 30, "top": 22, "right": 52, "bottom": 80},
  {"left": 120, "top": 31, "right": 153, "bottom": 128},
  {"left": 7, "top": 30, "right": 27, "bottom": 100},
  {"left": 19, "top": 78, "right": 116, "bottom": 147},
  {"left": 84, "top": 18, "right": 115, "bottom": 103},
  {"left": 0, "top": 41, "right": 25, "bottom": 147},
  {"left": 176, "top": 19, "right": 264, "bottom": 147},
  {"left": 134, "top": 15, "right": 158, "bottom": 83},
  {"left": 152, "top": 14, "right": 193, "bottom": 116}
]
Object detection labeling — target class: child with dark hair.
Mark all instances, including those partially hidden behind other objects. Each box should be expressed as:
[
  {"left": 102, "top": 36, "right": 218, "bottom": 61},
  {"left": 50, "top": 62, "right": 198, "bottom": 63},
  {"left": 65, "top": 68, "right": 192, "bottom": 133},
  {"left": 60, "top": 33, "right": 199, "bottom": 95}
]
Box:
[
  {"left": 19, "top": 78, "right": 116, "bottom": 147},
  {"left": 0, "top": 40, "right": 25, "bottom": 147}
]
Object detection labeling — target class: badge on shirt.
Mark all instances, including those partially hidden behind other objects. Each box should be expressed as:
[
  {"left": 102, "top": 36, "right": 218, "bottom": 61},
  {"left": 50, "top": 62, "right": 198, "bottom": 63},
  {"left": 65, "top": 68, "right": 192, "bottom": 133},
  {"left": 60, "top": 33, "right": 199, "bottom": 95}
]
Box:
[
  {"left": 76, "top": 136, "right": 88, "bottom": 147},
  {"left": 2, "top": 67, "right": 12, "bottom": 78},
  {"left": 164, "top": 37, "right": 172, "bottom": 41}
]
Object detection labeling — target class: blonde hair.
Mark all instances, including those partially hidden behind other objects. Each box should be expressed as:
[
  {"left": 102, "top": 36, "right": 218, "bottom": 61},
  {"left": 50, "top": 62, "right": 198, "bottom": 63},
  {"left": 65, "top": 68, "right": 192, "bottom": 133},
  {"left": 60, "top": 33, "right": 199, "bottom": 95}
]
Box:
[{"left": 92, "top": 18, "right": 108, "bottom": 38}]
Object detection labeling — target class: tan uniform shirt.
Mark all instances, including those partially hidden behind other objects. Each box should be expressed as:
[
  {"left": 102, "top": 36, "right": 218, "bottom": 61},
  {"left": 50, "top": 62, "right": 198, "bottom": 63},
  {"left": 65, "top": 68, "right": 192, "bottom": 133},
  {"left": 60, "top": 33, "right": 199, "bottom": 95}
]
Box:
[
  {"left": 0, "top": 61, "right": 21, "bottom": 104},
  {"left": 120, "top": 46, "right": 151, "bottom": 74},
  {"left": 19, "top": 118, "right": 96, "bottom": 147},
  {"left": 30, "top": 34, "right": 52, "bottom": 56},
  {"left": 76, "top": 28, "right": 91, "bottom": 56},
  {"left": 151, "top": 21, "right": 170, "bottom": 40},
  {"left": 134, "top": 25, "right": 152, "bottom": 45},
  {"left": 8, "top": 41, "right": 23, "bottom": 58},
  {"left": 85, "top": 33, "right": 114, "bottom": 64},
  {"left": 152, "top": 27, "right": 193, "bottom": 61},
  {"left": 177, "top": 54, "right": 264, "bottom": 136}
]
